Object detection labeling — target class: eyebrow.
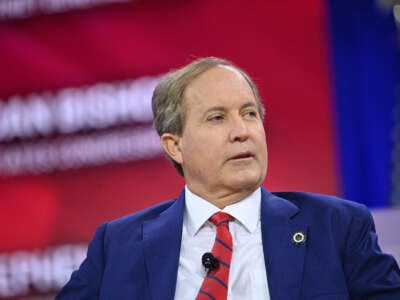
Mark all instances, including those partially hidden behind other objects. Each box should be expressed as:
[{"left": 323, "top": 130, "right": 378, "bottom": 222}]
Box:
[
  {"left": 241, "top": 102, "right": 258, "bottom": 110},
  {"left": 204, "top": 106, "right": 225, "bottom": 115},
  {"left": 203, "top": 102, "right": 257, "bottom": 116}
]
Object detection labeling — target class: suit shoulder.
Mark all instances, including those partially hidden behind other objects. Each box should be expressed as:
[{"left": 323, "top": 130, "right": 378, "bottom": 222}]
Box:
[
  {"left": 272, "top": 191, "right": 370, "bottom": 218},
  {"left": 271, "top": 191, "right": 374, "bottom": 251},
  {"left": 101, "top": 198, "right": 178, "bottom": 240}
]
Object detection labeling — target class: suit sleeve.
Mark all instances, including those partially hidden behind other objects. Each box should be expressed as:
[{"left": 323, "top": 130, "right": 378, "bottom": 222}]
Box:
[
  {"left": 55, "top": 222, "right": 108, "bottom": 300},
  {"left": 344, "top": 205, "right": 400, "bottom": 299}
]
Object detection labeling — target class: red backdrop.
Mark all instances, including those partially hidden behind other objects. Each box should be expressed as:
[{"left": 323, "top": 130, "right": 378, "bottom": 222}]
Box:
[{"left": 0, "top": 0, "right": 338, "bottom": 297}]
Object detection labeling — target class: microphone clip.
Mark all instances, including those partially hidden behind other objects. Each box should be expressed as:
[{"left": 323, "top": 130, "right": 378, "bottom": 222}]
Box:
[{"left": 202, "top": 252, "right": 219, "bottom": 271}]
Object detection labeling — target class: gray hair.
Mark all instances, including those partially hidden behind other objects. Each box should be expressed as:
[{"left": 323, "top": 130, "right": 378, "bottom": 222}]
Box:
[{"left": 152, "top": 57, "right": 265, "bottom": 176}]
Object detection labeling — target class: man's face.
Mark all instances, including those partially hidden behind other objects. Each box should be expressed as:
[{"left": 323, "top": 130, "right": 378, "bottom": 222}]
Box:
[{"left": 164, "top": 66, "right": 267, "bottom": 205}]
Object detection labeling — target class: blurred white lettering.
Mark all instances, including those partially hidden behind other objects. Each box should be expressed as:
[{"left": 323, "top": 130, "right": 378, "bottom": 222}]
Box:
[
  {"left": 0, "top": 75, "right": 162, "bottom": 142},
  {"left": 0, "top": 126, "right": 163, "bottom": 176},
  {"left": 0, "top": 0, "right": 131, "bottom": 19},
  {"left": 0, "top": 244, "right": 86, "bottom": 297}
]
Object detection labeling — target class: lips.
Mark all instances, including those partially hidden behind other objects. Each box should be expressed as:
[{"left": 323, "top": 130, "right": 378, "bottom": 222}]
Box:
[{"left": 229, "top": 151, "right": 254, "bottom": 160}]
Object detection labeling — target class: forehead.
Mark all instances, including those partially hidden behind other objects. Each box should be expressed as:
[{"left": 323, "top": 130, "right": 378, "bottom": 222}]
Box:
[{"left": 183, "top": 65, "right": 255, "bottom": 108}]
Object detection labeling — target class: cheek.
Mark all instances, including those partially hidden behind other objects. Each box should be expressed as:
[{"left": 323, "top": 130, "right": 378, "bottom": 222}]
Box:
[
  {"left": 186, "top": 137, "right": 223, "bottom": 165},
  {"left": 255, "top": 131, "right": 268, "bottom": 162},
  {"left": 257, "top": 129, "right": 267, "bottom": 148}
]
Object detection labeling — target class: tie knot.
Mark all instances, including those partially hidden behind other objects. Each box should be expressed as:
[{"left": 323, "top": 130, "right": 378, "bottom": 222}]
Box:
[{"left": 209, "top": 212, "right": 233, "bottom": 226}]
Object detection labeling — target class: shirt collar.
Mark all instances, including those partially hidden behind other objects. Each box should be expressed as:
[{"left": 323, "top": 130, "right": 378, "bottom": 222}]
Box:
[{"left": 184, "top": 186, "right": 261, "bottom": 236}]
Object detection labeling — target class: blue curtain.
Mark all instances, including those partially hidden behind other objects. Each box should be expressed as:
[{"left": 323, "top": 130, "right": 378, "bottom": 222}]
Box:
[{"left": 328, "top": 0, "right": 399, "bottom": 207}]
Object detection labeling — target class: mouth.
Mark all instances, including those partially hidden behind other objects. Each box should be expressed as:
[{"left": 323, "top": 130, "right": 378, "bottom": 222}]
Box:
[{"left": 229, "top": 151, "right": 254, "bottom": 161}]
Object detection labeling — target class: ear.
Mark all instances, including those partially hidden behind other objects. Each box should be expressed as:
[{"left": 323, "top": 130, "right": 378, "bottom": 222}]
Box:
[{"left": 161, "top": 133, "right": 183, "bottom": 164}]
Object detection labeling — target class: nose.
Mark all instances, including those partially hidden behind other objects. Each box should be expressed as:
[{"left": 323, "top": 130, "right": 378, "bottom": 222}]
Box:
[{"left": 229, "top": 117, "right": 249, "bottom": 142}]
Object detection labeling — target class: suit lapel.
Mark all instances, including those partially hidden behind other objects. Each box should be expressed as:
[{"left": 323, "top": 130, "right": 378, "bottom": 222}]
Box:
[
  {"left": 261, "top": 188, "right": 308, "bottom": 300},
  {"left": 142, "top": 191, "right": 185, "bottom": 300}
]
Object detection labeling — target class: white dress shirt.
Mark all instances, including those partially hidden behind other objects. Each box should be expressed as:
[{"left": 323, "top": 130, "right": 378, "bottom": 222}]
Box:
[{"left": 173, "top": 187, "right": 270, "bottom": 300}]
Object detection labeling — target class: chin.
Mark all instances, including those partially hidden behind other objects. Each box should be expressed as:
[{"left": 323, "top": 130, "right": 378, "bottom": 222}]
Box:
[{"left": 228, "top": 173, "right": 263, "bottom": 191}]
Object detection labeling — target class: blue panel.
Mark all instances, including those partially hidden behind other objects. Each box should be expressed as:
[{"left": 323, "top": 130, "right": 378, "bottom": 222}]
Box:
[{"left": 327, "top": 0, "right": 399, "bottom": 207}]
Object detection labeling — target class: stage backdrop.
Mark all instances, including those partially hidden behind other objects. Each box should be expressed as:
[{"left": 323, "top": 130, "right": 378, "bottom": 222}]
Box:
[{"left": 0, "top": 0, "right": 388, "bottom": 298}]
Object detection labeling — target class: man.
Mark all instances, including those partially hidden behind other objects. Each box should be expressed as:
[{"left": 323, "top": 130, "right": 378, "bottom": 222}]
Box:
[{"left": 57, "top": 57, "right": 400, "bottom": 299}]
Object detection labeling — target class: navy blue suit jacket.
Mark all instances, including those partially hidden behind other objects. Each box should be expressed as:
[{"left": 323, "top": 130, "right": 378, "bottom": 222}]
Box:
[{"left": 57, "top": 188, "right": 400, "bottom": 299}]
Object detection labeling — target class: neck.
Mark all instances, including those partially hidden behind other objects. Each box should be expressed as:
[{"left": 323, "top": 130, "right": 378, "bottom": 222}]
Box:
[{"left": 187, "top": 185, "right": 259, "bottom": 209}]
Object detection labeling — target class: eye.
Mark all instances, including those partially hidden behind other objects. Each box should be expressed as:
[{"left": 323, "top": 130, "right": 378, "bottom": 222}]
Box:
[
  {"left": 207, "top": 114, "right": 225, "bottom": 122},
  {"left": 243, "top": 110, "right": 258, "bottom": 118}
]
